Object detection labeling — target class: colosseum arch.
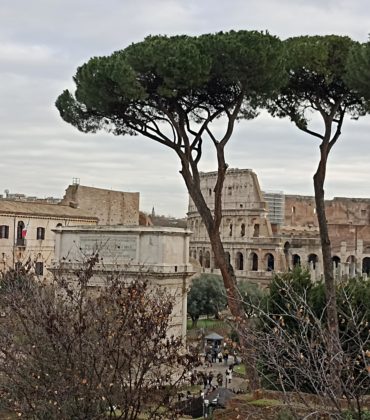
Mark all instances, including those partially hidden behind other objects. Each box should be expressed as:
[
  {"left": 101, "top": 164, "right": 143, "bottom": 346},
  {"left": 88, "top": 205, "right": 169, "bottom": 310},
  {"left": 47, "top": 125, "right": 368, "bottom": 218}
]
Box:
[
  {"left": 292, "top": 254, "right": 301, "bottom": 267},
  {"left": 265, "top": 253, "right": 274, "bottom": 271},
  {"left": 332, "top": 256, "right": 341, "bottom": 268},
  {"left": 308, "top": 254, "right": 318, "bottom": 269},
  {"left": 347, "top": 255, "right": 356, "bottom": 264},
  {"left": 362, "top": 257, "right": 370, "bottom": 275},
  {"left": 235, "top": 252, "right": 244, "bottom": 270},
  {"left": 249, "top": 252, "right": 258, "bottom": 271}
]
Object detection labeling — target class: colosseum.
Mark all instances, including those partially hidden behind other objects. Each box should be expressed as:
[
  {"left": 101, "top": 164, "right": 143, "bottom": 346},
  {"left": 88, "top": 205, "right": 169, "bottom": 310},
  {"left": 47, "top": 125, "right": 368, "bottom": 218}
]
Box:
[{"left": 187, "top": 169, "right": 370, "bottom": 286}]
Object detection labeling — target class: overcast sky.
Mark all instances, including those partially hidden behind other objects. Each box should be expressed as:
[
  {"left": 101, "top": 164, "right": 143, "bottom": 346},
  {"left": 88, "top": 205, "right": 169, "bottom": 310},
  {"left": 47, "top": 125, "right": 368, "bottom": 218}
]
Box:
[{"left": 1, "top": 0, "right": 369, "bottom": 217}]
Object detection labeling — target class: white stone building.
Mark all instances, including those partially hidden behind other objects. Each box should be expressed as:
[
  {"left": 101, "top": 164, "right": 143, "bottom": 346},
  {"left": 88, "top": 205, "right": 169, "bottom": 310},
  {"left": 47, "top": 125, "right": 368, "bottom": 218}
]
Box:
[
  {"left": 0, "top": 200, "right": 98, "bottom": 277},
  {"left": 52, "top": 225, "right": 194, "bottom": 340}
]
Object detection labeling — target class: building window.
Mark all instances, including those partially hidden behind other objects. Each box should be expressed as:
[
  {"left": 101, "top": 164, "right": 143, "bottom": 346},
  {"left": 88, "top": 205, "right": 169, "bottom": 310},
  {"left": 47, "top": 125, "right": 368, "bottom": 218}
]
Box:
[
  {"left": 240, "top": 223, "right": 245, "bottom": 237},
  {"left": 16, "top": 221, "right": 26, "bottom": 246},
  {"left": 36, "top": 227, "right": 45, "bottom": 240},
  {"left": 208, "top": 188, "right": 212, "bottom": 196},
  {"left": 253, "top": 224, "right": 260, "bottom": 237},
  {"left": 229, "top": 224, "right": 233, "bottom": 237},
  {"left": 35, "top": 261, "right": 44, "bottom": 276},
  {"left": 0, "top": 225, "right": 9, "bottom": 239}
]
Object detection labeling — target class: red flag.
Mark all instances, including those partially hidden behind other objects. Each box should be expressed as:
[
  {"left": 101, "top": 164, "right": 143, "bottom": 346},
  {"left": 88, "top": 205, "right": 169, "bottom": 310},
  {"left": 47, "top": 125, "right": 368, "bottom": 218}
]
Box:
[{"left": 22, "top": 229, "right": 27, "bottom": 238}]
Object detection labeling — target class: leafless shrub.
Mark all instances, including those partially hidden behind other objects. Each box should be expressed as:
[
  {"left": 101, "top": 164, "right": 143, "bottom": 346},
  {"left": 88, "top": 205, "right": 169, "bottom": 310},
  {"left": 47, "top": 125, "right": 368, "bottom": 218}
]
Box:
[
  {"left": 235, "top": 270, "right": 370, "bottom": 419},
  {"left": 0, "top": 255, "right": 198, "bottom": 419}
]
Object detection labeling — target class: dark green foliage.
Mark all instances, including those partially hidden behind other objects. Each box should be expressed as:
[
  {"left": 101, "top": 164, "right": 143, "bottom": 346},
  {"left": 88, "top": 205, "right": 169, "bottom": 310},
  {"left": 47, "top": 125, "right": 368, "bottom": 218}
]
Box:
[
  {"left": 56, "top": 31, "right": 286, "bottom": 140},
  {"left": 346, "top": 38, "right": 370, "bottom": 100},
  {"left": 187, "top": 274, "right": 227, "bottom": 326},
  {"left": 237, "top": 279, "right": 266, "bottom": 318},
  {"left": 268, "top": 35, "right": 368, "bottom": 129}
]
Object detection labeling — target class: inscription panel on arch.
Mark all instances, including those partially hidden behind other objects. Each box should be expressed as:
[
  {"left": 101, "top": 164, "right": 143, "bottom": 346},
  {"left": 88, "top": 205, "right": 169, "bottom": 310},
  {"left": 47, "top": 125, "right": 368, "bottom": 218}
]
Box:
[{"left": 79, "top": 234, "right": 137, "bottom": 260}]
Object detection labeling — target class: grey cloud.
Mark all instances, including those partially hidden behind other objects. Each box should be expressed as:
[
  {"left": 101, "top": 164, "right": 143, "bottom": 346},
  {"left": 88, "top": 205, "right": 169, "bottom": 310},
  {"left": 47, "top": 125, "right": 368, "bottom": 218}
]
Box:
[{"left": 1, "top": 0, "right": 370, "bottom": 216}]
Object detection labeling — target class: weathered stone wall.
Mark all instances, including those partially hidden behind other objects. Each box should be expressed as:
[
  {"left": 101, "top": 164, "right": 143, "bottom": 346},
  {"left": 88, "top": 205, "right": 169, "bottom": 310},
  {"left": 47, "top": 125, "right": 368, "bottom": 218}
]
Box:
[
  {"left": 61, "top": 185, "right": 139, "bottom": 226},
  {"left": 285, "top": 195, "right": 370, "bottom": 252},
  {"left": 188, "top": 170, "right": 370, "bottom": 285},
  {"left": 188, "top": 169, "right": 285, "bottom": 285}
]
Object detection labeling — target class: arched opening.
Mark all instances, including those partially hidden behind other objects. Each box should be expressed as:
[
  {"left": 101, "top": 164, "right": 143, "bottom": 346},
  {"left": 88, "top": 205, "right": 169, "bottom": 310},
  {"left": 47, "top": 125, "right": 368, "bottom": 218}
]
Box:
[
  {"left": 292, "top": 254, "right": 301, "bottom": 267},
  {"left": 56, "top": 223, "right": 63, "bottom": 228},
  {"left": 235, "top": 252, "right": 244, "bottom": 270},
  {"left": 250, "top": 252, "right": 258, "bottom": 271},
  {"left": 347, "top": 255, "right": 356, "bottom": 264},
  {"left": 266, "top": 253, "right": 274, "bottom": 271},
  {"left": 253, "top": 224, "right": 260, "bottom": 237},
  {"left": 283, "top": 242, "right": 290, "bottom": 255},
  {"left": 240, "top": 223, "right": 245, "bottom": 237},
  {"left": 199, "top": 250, "right": 203, "bottom": 267},
  {"left": 362, "top": 257, "right": 370, "bottom": 275},
  {"left": 308, "top": 254, "right": 318, "bottom": 269},
  {"left": 332, "top": 256, "right": 341, "bottom": 268},
  {"left": 192, "top": 250, "right": 197, "bottom": 260},
  {"left": 204, "top": 251, "right": 211, "bottom": 269},
  {"left": 229, "top": 224, "right": 233, "bottom": 237}
]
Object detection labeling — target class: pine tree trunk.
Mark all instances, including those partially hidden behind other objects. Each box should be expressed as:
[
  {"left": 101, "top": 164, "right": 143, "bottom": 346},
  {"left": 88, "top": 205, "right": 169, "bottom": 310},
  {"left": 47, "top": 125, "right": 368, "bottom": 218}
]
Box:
[
  {"left": 313, "top": 153, "right": 342, "bottom": 396},
  {"left": 208, "top": 228, "right": 261, "bottom": 390}
]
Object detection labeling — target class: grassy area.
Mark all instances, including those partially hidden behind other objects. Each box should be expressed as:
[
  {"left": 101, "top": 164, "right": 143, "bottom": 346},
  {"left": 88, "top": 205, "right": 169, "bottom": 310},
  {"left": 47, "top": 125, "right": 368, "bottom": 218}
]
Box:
[
  {"left": 233, "top": 363, "right": 246, "bottom": 376},
  {"left": 187, "top": 318, "right": 226, "bottom": 330},
  {"left": 249, "top": 398, "right": 282, "bottom": 407}
]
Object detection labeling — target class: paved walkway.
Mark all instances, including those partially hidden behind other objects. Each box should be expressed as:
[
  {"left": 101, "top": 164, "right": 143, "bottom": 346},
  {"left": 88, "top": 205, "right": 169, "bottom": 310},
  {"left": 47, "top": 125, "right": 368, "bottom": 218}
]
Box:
[{"left": 194, "top": 355, "right": 247, "bottom": 393}]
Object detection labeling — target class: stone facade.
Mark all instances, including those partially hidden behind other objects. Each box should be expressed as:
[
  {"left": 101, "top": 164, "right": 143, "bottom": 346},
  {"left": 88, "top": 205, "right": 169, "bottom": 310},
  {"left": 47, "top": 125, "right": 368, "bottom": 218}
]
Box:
[
  {"left": 0, "top": 200, "right": 97, "bottom": 278},
  {"left": 52, "top": 225, "right": 194, "bottom": 340},
  {"left": 60, "top": 184, "right": 139, "bottom": 226},
  {"left": 0, "top": 183, "right": 140, "bottom": 277},
  {"left": 188, "top": 169, "right": 282, "bottom": 286},
  {"left": 284, "top": 195, "right": 370, "bottom": 276},
  {"left": 188, "top": 169, "right": 370, "bottom": 285}
]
